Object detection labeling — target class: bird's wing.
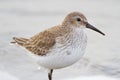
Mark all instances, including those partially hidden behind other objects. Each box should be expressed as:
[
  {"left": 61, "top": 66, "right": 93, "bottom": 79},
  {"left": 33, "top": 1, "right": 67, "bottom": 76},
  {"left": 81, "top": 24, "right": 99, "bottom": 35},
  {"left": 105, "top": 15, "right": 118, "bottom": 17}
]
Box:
[
  {"left": 24, "top": 30, "right": 56, "bottom": 56},
  {"left": 11, "top": 25, "right": 65, "bottom": 56},
  {"left": 11, "top": 30, "right": 56, "bottom": 56}
]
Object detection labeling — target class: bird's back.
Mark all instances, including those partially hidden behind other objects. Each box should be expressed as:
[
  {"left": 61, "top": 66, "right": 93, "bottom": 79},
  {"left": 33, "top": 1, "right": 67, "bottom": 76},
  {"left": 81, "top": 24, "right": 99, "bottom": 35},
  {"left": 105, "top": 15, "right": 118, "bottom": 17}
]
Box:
[{"left": 11, "top": 25, "right": 71, "bottom": 56}]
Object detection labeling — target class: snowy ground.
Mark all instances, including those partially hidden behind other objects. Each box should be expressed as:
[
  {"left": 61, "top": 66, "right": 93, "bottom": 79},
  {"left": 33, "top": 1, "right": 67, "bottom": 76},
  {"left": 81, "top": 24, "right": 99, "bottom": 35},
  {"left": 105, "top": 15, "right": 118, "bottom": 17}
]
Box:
[
  {"left": 0, "top": 71, "right": 18, "bottom": 80},
  {"left": 0, "top": 0, "right": 120, "bottom": 80},
  {"left": 0, "top": 71, "right": 119, "bottom": 80}
]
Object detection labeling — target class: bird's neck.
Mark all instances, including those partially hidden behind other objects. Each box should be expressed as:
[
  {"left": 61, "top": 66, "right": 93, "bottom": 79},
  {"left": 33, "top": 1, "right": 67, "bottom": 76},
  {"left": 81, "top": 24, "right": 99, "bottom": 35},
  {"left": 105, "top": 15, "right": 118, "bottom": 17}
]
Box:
[
  {"left": 57, "top": 25, "right": 87, "bottom": 49},
  {"left": 47, "top": 24, "right": 85, "bottom": 38},
  {"left": 62, "top": 24, "right": 85, "bottom": 33}
]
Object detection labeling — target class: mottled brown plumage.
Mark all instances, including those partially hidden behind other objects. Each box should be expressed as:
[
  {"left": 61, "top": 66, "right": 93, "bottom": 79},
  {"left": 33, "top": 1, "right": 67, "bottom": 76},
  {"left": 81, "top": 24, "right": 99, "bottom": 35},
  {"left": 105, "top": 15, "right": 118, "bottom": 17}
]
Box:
[{"left": 12, "top": 25, "right": 72, "bottom": 56}]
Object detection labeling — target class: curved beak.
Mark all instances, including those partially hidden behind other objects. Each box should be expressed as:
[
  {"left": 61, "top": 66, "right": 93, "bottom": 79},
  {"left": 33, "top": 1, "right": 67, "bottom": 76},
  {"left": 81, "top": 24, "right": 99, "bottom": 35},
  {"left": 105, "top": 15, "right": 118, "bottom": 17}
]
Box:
[{"left": 86, "top": 23, "right": 105, "bottom": 36}]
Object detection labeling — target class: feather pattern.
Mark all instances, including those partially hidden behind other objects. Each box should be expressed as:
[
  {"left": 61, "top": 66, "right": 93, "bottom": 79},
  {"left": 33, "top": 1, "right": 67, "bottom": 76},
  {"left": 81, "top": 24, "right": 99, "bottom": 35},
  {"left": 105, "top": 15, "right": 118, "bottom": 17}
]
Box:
[{"left": 11, "top": 25, "right": 73, "bottom": 56}]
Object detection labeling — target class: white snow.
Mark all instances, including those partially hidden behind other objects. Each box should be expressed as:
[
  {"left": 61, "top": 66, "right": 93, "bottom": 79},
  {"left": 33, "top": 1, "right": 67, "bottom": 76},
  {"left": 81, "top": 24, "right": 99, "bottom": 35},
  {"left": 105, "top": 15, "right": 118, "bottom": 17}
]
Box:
[
  {"left": 64, "top": 76, "right": 119, "bottom": 80},
  {"left": 0, "top": 71, "right": 19, "bottom": 80}
]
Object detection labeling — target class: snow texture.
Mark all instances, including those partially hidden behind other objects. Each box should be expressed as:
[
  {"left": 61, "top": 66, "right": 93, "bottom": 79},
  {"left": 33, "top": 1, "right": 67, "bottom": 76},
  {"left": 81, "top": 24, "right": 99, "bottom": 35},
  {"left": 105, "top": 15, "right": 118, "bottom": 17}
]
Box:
[{"left": 0, "top": 71, "right": 19, "bottom": 80}]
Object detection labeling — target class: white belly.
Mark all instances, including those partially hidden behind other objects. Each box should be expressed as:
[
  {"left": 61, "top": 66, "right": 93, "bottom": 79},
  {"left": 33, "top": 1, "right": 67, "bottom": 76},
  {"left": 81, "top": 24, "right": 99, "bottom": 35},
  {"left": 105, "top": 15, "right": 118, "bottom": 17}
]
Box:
[
  {"left": 37, "top": 47, "right": 86, "bottom": 69},
  {"left": 29, "top": 28, "right": 87, "bottom": 69}
]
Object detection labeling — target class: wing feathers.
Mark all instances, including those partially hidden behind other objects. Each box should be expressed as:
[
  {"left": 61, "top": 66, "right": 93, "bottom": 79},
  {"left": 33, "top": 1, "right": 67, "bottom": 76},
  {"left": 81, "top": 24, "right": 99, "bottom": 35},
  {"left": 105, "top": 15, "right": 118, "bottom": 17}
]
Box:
[
  {"left": 11, "top": 37, "right": 28, "bottom": 46},
  {"left": 11, "top": 25, "right": 67, "bottom": 56},
  {"left": 11, "top": 30, "right": 56, "bottom": 56}
]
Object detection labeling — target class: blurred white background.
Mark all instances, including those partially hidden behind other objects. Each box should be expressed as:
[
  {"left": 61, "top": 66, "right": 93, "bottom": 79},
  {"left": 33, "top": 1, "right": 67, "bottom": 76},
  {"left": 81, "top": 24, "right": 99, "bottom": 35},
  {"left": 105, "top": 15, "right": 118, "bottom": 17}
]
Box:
[{"left": 0, "top": 0, "right": 120, "bottom": 80}]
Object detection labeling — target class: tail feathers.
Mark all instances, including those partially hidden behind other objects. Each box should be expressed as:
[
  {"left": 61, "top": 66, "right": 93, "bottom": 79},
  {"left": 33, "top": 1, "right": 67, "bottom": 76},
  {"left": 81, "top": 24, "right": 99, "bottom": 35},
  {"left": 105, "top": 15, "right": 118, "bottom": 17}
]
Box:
[{"left": 11, "top": 37, "right": 28, "bottom": 46}]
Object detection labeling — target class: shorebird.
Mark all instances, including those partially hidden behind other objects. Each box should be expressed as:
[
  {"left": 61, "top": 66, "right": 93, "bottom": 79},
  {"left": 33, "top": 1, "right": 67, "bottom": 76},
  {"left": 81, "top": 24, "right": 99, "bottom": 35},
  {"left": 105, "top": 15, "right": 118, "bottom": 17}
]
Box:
[{"left": 11, "top": 12, "right": 105, "bottom": 80}]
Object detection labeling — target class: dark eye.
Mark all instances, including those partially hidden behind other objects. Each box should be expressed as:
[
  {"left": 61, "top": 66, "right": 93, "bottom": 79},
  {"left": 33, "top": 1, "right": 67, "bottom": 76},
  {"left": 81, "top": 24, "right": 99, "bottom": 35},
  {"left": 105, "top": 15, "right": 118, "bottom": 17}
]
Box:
[{"left": 77, "top": 18, "right": 81, "bottom": 21}]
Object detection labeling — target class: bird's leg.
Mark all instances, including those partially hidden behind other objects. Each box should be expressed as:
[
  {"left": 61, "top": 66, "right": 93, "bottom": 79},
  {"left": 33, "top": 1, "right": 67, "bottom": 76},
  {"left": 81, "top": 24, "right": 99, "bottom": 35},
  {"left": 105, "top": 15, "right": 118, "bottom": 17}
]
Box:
[{"left": 48, "top": 69, "right": 53, "bottom": 80}]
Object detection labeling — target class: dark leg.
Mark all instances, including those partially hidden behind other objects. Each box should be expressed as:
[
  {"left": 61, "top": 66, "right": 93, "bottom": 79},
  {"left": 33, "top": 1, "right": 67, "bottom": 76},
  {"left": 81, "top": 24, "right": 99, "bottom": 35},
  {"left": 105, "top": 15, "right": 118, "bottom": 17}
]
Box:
[{"left": 48, "top": 69, "right": 53, "bottom": 80}]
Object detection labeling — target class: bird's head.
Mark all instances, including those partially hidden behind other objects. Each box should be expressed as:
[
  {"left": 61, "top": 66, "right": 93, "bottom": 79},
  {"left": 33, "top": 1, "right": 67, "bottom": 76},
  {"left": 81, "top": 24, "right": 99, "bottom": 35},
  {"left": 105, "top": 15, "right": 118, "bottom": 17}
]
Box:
[{"left": 62, "top": 12, "right": 105, "bottom": 36}]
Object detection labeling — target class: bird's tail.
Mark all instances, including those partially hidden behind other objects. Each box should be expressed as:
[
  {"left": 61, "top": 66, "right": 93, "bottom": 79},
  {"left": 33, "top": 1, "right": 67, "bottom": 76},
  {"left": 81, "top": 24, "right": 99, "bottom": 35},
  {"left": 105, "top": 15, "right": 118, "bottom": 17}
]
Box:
[{"left": 11, "top": 37, "right": 28, "bottom": 46}]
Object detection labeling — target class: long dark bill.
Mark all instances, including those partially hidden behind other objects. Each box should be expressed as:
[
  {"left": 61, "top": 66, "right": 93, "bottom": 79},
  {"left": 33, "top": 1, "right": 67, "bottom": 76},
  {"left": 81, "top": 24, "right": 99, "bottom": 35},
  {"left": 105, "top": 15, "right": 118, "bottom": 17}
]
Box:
[{"left": 86, "top": 23, "right": 105, "bottom": 36}]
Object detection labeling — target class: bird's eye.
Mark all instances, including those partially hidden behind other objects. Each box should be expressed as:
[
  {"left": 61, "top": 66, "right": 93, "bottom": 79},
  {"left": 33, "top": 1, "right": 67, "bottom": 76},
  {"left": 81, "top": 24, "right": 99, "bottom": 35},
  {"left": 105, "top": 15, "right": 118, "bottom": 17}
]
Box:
[{"left": 77, "top": 18, "right": 81, "bottom": 21}]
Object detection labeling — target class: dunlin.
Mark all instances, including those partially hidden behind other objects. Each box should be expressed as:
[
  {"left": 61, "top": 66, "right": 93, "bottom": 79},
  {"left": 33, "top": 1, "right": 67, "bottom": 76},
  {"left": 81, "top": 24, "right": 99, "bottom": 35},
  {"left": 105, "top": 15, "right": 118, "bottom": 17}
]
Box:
[{"left": 11, "top": 12, "right": 105, "bottom": 80}]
